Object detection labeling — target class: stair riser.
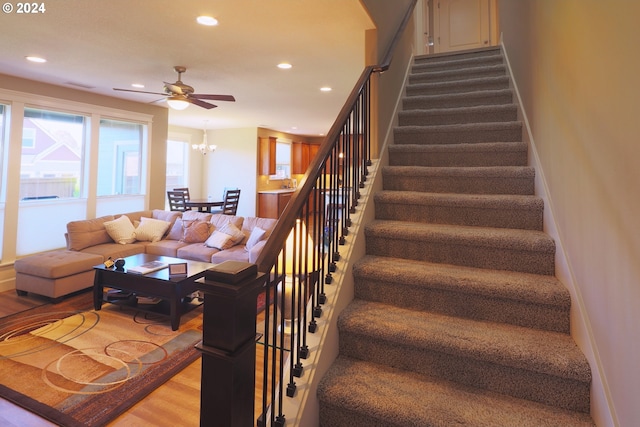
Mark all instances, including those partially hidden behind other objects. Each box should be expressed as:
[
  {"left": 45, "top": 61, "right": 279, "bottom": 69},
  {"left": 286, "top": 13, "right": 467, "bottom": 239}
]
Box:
[
  {"left": 409, "top": 66, "right": 506, "bottom": 84},
  {"left": 389, "top": 148, "right": 527, "bottom": 167},
  {"left": 398, "top": 107, "right": 517, "bottom": 126},
  {"left": 374, "top": 201, "right": 543, "bottom": 230},
  {"left": 382, "top": 174, "right": 534, "bottom": 196},
  {"left": 394, "top": 124, "right": 522, "bottom": 145},
  {"left": 365, "top": 233, "right": 554, "bottom": 275},
  {"left": 404, "top": 91, "right": 513, "bottom": 110},
  {"left": 354, "top": 278, "right": 569, "bottom": 332},
  {"left": 407, "top": 78, "right": 510, "bottom": 96},
  {"left": 338, "top": 333, "right": 590, "bottom": 413}
]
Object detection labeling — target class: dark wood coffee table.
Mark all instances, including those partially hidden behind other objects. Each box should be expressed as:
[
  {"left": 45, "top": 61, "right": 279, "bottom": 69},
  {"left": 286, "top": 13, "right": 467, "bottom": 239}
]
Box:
[{"left": 93, "top": 254, "right": 215, "bottom": 330}]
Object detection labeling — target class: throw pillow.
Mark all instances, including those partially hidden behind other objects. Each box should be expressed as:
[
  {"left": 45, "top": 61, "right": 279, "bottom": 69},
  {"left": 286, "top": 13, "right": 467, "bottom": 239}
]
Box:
[
  {"left": 204, "top": 230, "right": 234, "bottom": 250},
  {"left": 219, "top": 222, "right": 245, "bottom": 245},
  {"left": 104, "top": 215, "right": 136, "bottom": 245},
  {"left": 135, "top": 217, "right": 171, "bottom": 242},
  {"left": 245, "top": 227, "right": 266, "bottom": 251},
  {"left": 181, "top": 220, "right": 212, "bottom": 243},
  {"left": 166, "top": 218, "right": 184, "bottom": 240}
]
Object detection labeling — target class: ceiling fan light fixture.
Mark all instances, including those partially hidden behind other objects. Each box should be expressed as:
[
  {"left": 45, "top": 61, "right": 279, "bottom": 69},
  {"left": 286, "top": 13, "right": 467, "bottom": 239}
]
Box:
[{"left": 167, "top": 96, "right": 190, "bottom": 110}]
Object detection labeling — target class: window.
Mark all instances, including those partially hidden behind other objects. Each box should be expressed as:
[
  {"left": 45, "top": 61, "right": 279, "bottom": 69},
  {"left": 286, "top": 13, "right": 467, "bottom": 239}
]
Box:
[
  {"left": 272, "top": 140, "right": 291, "bottom": 179},
  {"left": 97, "top": 119, "right": 146, "bottom": 196},
  {"left": 20, "top": 108, "right": 86, "bottom": 200}
]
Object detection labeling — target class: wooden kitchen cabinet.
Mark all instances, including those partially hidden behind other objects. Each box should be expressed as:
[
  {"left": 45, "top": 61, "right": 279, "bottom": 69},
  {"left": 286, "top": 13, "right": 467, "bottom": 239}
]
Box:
[
  {"left": 293, "top": 142, "right": 321, "bottom": 175},
  {"left": 292, "top": 141, "right": 310, "bottom": 174},
  {"left": 259, "top": 136, "right": 277, "bottom": 175},
  {"left": 258, "top": 192, "right": 293, "bottom": 219}
]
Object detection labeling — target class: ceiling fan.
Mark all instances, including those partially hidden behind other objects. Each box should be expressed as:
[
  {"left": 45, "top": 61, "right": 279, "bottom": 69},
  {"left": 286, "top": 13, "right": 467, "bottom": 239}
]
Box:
[{"left": 113, "top": 66, "right": 235, "bottom": 110}]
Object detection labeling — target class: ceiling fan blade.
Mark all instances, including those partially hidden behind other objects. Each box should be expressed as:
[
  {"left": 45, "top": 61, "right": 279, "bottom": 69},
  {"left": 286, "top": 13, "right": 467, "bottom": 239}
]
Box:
[
  {"left": 113, "top": 88, "right": 166, "bottom": 96},
  {"left": 191, "top": 94, "right": 236, "bottom": 102},
  {"left": 188, "top": 98, "right": 218, "bottom": 109}
]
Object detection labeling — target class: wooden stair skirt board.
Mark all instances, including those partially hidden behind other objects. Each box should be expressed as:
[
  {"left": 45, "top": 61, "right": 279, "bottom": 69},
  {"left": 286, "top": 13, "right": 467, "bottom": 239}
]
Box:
[{"left": 317, "top": 46, "right": 595, "bottom": 426}]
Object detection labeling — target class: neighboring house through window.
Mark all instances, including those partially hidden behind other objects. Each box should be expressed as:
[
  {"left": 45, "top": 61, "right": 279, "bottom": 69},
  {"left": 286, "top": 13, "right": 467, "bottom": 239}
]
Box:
[{"left": 20, "top": 108, "right": 85, "bottom": 200}]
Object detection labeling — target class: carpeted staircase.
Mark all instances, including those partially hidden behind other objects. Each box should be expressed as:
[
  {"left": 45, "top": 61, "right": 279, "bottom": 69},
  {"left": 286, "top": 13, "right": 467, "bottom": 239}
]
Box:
[{"left": 317, "top": 47, "right": 595, "bottom": 426}]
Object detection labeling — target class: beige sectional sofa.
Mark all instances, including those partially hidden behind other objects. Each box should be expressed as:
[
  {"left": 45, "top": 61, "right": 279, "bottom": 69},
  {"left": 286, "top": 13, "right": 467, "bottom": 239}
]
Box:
[{"left": 14, "top": 209, "right": 278, "bottom": 301}]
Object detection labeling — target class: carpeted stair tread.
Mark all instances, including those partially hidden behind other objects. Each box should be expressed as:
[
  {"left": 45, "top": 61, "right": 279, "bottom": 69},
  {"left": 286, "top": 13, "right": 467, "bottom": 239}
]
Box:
[
  {"left": 382, "top": 165, "right": 535, "bottom": 195},
  {"left": 409, "top": 63, "right": 507, "bottom": 85},
  {"left": 403, "top": 88, "right": 514, "bottom": 110},
  {"left": 398, "top": 104, "right": 517, "bottom": 126},
  {"left": 406, "top": 75, "right": 510, "bottom": 96},
  {"left": 318, "top": 356, "right": 595, "bottom": 427},
  {"left": 383, "top": 165, "right": 534, "bottom": 178},
  {"left": 414, "top": 46, "right": 500, "bottom": 62},
  {"left": 339, "top": 299, "right": 590, "bottom": 383},
  {"left": 412, "top": 52, "right": 503, "bottom": 72},
  {"left": 394, "top": 121, "right": 523, "bottom": 144},
  {"left": 354, "top": 255, "right": 568, "bottom": 308},
  {"left": 389, "top": 141, "right": 528, "bottom": 167},
  {"left": 374, "top": 190, "right": 543, "bottom": 230},
  {"left": 353, "top": 255, "right": 570, "bottom": 332},
  {"left": 365, "top": 220, "right": 555, "bottom": 275},
  {"left": 366, "top": 220, "right": 554, "bottom": 253}
]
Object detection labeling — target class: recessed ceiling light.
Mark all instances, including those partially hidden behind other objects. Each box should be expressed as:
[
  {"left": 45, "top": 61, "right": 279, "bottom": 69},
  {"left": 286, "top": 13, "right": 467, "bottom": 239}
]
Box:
[
  {"left": 277, "top": 63, "right": 292, "bottom": 69},
  {"left": 320, "top": 87, "right": 332, "bottom": 92},
  {"left": 197, "top": 16, "right": 218, "bottom": 26},
  {"left": 26, "top": 56, "right": 46, "bottom": 63},
  {"left": 131, "top": 83, "right": 145, "bottom": 88}
]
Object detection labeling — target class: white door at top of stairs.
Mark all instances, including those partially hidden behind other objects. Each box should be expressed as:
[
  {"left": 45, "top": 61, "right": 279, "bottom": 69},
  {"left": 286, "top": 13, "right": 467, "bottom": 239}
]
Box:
[{"left": 432, "top": 0, "right": 492, "bottom": 54}]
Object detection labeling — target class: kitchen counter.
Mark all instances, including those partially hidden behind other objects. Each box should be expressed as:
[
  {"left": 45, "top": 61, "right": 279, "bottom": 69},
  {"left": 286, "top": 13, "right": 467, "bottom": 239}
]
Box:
[{"left": 258, "top": 189, "right": 296, "bottom": 194}]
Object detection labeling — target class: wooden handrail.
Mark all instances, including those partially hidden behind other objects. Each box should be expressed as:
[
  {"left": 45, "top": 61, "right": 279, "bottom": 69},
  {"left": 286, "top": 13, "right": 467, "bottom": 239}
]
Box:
[{"left": 373, "top": 0, "right": 418, "bottom": 73}]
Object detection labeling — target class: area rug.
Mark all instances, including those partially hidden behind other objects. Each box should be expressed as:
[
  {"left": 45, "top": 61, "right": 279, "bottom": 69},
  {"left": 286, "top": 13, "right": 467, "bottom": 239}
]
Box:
[{"left": 0, "top": 299, "right": 203, "bottom": 427}]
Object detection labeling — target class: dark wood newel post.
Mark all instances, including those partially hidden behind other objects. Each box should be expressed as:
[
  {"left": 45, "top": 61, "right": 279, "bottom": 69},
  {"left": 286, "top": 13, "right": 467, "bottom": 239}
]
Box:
[{"left": 194, "top": 261, "right": 266, "bottom": 427}]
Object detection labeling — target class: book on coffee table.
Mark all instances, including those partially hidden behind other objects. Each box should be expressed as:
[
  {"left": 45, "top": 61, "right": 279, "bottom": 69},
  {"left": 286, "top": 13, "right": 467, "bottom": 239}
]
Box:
[{"left": 127, "top": 260, "right": 168, "bottom": 275}]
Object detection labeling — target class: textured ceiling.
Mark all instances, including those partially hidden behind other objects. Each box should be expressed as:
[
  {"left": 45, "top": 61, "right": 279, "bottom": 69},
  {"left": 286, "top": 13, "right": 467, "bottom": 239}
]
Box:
[{"left": 0, "top": 0, "right": 374, "bottom": 135}]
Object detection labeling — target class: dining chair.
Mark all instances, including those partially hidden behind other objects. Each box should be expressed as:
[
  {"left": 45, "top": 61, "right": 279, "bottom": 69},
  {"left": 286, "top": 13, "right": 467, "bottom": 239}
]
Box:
[
  {"left": 173, "top": 187, "right": 191, "bottom": 202},
  {"left": 214, "top": 189, "right": 240, "bottom": 215},
  {"left": 167, "top": 190, "right": 189, "bottom": 211},
  {"left": 222, "top": 186, "right": 238, "bottom": 200}
]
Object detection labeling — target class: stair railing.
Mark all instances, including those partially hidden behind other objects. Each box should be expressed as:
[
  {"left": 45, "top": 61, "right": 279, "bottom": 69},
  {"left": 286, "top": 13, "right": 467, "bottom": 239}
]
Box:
[{"left": 250, "top": 2, "right": 417, "bottom": 426}]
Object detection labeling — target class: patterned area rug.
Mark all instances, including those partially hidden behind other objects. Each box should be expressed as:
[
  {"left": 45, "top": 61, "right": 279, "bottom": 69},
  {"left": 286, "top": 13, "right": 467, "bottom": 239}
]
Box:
[{"left": 0, "top": 294, "right": 203, "bottom": 427}]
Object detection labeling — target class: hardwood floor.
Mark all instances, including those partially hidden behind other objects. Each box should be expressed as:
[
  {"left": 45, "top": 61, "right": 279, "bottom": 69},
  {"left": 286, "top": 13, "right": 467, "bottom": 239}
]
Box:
[
  {"left": 0, "top": 290, "right": 277, "bottom": 426},
  {"left": 0, "top": 290, "right": 50, "bottom": 317}
]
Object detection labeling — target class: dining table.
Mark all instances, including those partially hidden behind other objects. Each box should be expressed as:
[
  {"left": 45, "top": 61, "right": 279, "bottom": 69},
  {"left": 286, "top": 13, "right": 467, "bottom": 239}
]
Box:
[{"left": 184, "top": 198, "right": 224, "bottom": 213}]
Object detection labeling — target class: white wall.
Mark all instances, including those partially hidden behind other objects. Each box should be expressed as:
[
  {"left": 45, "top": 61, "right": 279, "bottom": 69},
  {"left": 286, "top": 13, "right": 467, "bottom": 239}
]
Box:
[
  {"left": 205, "top": 128, "right": 259, "bottom": 217},
  {"left": 499, "top": 1, "right": 640, "bottom": 426}
]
